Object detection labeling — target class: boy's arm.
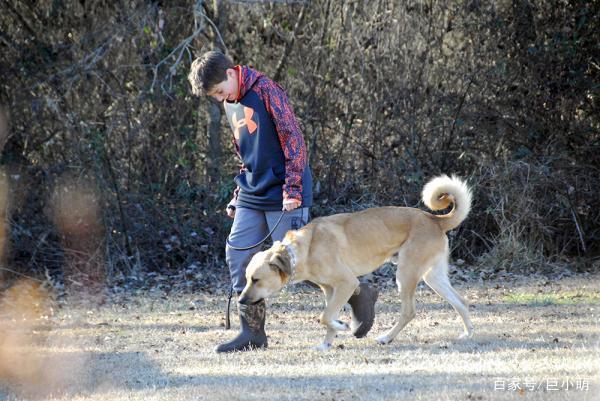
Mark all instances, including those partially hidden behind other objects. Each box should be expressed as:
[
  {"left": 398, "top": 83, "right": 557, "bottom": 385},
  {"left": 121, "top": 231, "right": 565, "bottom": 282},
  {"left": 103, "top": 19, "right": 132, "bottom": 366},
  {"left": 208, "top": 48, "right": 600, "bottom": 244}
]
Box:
[
  {"left": 228, "top": 138, "right": 244, "bottom": 209},
  {"left": 257, "top": 80, "right": 306, "bottom": 204}
]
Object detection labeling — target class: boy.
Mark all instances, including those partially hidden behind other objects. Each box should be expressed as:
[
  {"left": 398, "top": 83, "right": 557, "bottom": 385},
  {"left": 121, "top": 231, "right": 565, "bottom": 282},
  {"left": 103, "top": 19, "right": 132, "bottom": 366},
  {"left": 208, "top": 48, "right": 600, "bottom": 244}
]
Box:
[{"left": 188, "top": 50, "right": 378, "bottom": 353}]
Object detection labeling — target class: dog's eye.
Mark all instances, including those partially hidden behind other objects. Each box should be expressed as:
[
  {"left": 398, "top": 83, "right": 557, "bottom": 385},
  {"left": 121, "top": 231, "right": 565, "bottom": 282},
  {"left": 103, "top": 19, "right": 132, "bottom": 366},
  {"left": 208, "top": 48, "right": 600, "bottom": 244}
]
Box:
[{"left": 252, "top": 278, "right": 259, "bottom": 284}]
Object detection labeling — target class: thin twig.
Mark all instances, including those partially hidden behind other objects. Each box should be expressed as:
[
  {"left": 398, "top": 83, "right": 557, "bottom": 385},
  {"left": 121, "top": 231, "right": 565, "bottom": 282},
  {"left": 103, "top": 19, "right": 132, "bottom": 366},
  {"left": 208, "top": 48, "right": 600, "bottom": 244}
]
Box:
[
  {"left": 151, "top": 26, "right": 204, "bottom": 92},
  {"left": 0, "top": 266, "right": 44, "bottom": 283},
  {"left": 198, "top": 3, "right": 227, "bottom": 52},
  {"left": 570, "top": 208, "right": 587, "bottom": 253},
  {"left": 150, "top": 1, "right": 227, "bottom": 93}
]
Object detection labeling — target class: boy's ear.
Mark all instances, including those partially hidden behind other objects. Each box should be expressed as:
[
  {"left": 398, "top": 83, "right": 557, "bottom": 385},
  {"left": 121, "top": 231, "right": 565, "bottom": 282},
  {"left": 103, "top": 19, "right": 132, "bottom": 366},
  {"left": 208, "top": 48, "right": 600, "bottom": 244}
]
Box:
[{"left": 226, "top": 68, "right": 237, "bottom": 79}]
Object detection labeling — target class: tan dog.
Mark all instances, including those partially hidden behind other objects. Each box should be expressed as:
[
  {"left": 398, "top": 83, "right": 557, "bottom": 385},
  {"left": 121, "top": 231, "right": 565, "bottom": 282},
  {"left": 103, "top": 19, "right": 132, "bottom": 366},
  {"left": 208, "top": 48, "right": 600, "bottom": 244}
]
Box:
[{"left": 238, "top": 175, "right": 474, "bottom": 350}]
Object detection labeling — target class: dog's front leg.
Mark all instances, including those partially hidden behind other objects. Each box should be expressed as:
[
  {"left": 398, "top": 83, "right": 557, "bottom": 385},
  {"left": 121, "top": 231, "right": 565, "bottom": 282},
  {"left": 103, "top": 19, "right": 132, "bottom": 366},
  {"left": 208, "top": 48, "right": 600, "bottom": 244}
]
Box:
[
  {"left": 314, "top": 280, "right": 359, "bottom": 351},
  {"left": 313, "top": 326, "right": 338, "bottom": 351},
  {"left": 313, "top": 284, "right": 338, "bottom": 351}
]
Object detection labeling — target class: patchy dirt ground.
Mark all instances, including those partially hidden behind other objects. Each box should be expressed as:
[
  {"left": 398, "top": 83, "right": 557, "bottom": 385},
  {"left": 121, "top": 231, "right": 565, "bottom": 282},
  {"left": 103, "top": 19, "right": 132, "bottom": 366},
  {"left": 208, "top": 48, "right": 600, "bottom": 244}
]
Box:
[{"left": 0, "top": 274, "right": 598, "bottom": 401}]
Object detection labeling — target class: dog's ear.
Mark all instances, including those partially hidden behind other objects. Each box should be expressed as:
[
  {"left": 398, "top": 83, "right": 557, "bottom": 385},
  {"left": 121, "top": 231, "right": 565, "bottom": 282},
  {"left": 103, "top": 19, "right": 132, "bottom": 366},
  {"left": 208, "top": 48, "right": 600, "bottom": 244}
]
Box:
[{"left": 269, "top": 249, "right": 292, "bottom": 277}]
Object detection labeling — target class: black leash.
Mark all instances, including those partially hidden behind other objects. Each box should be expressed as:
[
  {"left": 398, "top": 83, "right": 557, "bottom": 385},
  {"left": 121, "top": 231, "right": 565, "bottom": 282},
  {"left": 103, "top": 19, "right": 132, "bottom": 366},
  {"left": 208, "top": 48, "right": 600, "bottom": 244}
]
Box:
[
  {"left": 224, "top": 210, "right": 287, "bottom": 329},
  {"left": 225, "top": 286, "right": 233, "bottom": 329},
  {"left": 225, "top": 210, "right": 287, "bottom": 251}
]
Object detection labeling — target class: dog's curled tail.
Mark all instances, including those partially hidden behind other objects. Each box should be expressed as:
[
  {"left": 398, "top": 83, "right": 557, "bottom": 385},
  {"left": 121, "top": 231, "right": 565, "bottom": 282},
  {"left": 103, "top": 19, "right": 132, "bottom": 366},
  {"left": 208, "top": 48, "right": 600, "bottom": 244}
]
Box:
[{"left": 421, "top": 175, "right": 472, "bottom": 232}]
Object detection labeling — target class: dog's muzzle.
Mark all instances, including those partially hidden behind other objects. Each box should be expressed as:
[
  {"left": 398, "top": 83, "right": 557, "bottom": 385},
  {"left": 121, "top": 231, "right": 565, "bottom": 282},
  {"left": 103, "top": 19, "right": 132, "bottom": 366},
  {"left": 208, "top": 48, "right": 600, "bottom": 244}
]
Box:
[{"left": 238, "top": 295, "right": 263, "bottom": 305}]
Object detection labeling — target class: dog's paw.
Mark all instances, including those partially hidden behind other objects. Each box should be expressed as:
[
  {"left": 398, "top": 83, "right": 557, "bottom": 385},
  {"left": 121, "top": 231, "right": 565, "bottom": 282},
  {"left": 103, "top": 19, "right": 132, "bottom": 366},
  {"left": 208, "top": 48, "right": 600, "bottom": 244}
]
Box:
[
  {"left": 458, "top": 329, "right": 474, "bottom": 340},
  {"left": 331, "top": 320, "right": 350, "bottom": 331},
  {"left": 313, "top": 343, "right": 332, "bottom": 351},
  {"left": 376, "top": 335, "right": 393, "bottom": 345}
]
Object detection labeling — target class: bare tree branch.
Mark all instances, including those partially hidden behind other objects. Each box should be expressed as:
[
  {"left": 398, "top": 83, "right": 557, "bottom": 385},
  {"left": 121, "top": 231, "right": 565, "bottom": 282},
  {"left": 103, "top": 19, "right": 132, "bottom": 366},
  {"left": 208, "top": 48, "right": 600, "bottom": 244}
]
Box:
[{"left": 273, "top": 3, "right": 307, "bottom": 82}]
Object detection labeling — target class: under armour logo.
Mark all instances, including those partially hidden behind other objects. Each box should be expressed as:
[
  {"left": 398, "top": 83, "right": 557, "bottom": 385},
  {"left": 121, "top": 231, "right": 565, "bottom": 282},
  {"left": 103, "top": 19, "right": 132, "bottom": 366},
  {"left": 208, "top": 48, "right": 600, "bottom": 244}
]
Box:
[{"left": 231, "top": 107, "right": 257, "bottom": 139}]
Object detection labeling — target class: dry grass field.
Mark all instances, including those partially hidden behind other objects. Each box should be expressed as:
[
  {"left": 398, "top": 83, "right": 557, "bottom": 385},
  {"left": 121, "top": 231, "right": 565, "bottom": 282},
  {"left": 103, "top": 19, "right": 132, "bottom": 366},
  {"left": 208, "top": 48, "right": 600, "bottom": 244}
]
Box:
[{"left": 0, "top": 274, "right": 598, "bottom": 401}]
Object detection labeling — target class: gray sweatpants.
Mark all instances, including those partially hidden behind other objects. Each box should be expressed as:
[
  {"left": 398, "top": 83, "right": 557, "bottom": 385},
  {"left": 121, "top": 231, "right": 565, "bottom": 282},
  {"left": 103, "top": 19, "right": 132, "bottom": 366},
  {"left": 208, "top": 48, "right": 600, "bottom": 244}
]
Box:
[{"left": 226, "top": 207, "right": 310, "bottom": 293}]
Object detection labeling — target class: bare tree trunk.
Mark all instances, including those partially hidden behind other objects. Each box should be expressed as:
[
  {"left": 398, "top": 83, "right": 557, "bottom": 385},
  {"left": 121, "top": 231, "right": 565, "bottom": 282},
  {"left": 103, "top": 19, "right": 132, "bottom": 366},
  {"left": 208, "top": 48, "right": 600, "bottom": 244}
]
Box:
[
  {"left": 206, "top": 98, "right": 222, "bottom": 185},
  {"left": 200, "top": 0, "right": 227, "bottom": 186},
  {"left": 273, "top": 3, "right": 306, "bottom": 83}
]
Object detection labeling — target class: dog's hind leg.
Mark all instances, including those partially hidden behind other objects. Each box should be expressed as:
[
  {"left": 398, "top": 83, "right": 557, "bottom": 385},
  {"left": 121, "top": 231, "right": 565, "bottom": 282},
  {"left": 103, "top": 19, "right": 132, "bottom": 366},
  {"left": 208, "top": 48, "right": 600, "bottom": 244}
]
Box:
[
  {"left": 376, "top": 267, "right": 420, "bottom": 345},
  {"left": 423, "top": 257, "right": 473, "bottom": 339}
]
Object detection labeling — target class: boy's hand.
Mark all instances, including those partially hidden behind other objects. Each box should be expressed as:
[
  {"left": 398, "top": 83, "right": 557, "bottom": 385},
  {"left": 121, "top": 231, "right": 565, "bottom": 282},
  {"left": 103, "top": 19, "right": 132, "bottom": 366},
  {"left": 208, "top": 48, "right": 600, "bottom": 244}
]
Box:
[
  {"left": 226, "top": 205, "right": 236, "bottom": 218},
  {"left": 282, "top": 199, "right": 301, "bottom": 212}
]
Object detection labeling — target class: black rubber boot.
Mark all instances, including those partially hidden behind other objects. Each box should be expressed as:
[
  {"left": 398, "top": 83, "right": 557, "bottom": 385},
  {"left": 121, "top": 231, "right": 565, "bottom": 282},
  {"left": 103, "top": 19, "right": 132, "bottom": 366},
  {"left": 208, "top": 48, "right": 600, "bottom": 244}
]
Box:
[
  {"left": 347, "top": 283, "right": 379, "bottom": 338},
  {"left": 215, "top": 299, "right": 268, "bottom": 353}
]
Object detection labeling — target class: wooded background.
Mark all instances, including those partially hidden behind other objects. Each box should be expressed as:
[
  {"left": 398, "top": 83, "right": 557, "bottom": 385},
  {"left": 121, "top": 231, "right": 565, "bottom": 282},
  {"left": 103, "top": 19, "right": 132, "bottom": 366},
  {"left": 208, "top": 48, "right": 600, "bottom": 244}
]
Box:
[{"left": 0, "top": 0, "right": 598, "bottom": 290}]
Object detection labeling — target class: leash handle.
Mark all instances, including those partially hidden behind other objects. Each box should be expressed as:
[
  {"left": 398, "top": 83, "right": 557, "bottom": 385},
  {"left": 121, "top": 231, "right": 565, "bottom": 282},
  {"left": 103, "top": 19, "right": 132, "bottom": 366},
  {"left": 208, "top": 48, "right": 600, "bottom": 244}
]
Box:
[{"left": 226, "top": 210, "right": 287, "bottom": 251}]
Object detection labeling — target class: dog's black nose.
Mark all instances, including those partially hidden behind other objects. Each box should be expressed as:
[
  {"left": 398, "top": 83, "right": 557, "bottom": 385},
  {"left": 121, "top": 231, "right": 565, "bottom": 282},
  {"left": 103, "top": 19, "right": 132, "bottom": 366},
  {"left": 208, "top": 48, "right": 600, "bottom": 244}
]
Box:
[{"left": 238, "top": 295, "right": 249, "bottom": 305}]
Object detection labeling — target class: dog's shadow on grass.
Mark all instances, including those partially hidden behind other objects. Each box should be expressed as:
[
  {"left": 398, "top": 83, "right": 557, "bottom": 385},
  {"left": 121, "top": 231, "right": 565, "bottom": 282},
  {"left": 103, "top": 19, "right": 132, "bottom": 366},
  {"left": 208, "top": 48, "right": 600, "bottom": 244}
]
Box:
[
  {"left": 138, "top": 370, "right": 496, "bottom": 401},
  {"left": 0, "top": 341, "right": 587, "bottom": 401},
  {"left": 265, "top": 331, "right": 588, "bottom": 357}
]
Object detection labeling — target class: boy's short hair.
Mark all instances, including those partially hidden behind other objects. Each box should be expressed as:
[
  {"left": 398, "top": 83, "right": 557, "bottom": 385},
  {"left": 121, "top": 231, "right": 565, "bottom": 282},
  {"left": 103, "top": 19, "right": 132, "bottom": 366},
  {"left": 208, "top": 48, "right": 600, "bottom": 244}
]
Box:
[{"left": 188, "top": 50, "right": 234, "bottom": 96}]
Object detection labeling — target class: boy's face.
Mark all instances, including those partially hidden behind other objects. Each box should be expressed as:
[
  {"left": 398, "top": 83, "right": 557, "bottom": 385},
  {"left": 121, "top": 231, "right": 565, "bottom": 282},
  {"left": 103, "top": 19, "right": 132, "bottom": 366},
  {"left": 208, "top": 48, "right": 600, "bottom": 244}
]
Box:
[{"left": 206, "top": 68, "right": 238, "bottom": 102}]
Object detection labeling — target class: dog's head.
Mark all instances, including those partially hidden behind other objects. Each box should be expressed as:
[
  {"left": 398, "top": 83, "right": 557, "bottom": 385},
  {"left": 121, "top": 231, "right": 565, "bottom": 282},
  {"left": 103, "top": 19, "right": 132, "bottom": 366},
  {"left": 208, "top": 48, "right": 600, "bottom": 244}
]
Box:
[{"left": 238, "top": 241, "right": 293, "bottom": 305}]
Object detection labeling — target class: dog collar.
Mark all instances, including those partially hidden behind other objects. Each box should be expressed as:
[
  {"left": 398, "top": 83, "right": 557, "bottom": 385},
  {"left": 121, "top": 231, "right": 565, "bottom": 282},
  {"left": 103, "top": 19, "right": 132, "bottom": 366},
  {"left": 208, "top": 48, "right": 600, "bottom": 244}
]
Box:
[{"left": 284, "top": 244, "right": 297, "bottom": 277}]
